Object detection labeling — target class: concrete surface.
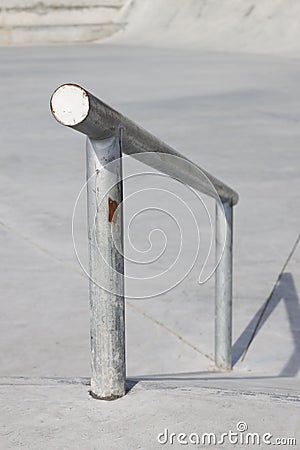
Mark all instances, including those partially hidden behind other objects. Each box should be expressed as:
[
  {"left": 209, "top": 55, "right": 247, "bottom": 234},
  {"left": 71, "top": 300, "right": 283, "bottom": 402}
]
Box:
[
  {"left": 3, "top": 0, "right": 300, "bottom": 53},
  {"left": 0, "top": 0, "right": 125, "bottom": 45},
  {"left": 1, "top": 376, "right": 299, "bottom": 449},
  {"left": 111, "top": 0, "right": 300, "bottom": 54},
  {"left": 0, "top": 42, "right": 299, "bottom": 448}
]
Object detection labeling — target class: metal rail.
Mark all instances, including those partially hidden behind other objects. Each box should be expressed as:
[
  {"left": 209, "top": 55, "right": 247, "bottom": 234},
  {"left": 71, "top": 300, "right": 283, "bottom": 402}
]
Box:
[{"left": 50, "top": 83, "right": 239, "bottom": 399}]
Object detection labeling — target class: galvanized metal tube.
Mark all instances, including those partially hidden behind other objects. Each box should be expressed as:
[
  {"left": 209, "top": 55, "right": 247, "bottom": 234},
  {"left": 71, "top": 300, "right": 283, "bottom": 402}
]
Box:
[
  {"left": 50, "top": 83, "right": 238, "bottom": 376},
  {"left": 86, "top": 136, "right": 125, "bottom": 399},
  {"left": 215, "top": 200, "right": 233, "bottom": 370},
  {"left": 50, "top": 83, "right": 238, "bottom": 205}
]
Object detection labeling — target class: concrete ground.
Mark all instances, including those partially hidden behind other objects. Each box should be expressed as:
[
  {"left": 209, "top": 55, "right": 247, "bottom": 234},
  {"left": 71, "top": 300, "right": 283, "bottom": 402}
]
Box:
[{"left": 0, "top": 43, "right": 299, "bottom": 448}]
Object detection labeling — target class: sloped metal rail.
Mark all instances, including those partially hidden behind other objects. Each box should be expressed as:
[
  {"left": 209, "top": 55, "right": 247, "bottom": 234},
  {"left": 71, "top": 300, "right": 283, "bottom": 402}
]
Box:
[{"left": 50, "top": 83, "right": 239, "bottom": 400}]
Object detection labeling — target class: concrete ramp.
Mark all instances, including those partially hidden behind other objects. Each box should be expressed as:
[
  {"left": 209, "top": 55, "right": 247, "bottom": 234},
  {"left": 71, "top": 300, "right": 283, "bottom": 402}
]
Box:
[
  {"left": 0, "top": 0, "right": 125, "bottom": 45},
  {"left": 2, "top": 0, "right": 300, "bottom": 51},
  {"left": 113, "top": 0, "right": 300, "bottom": 54}
]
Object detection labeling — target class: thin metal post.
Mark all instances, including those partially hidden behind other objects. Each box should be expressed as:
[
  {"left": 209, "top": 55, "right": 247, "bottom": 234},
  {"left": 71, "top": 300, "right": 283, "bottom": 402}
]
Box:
[
  {"left": 215, "top": 200, "right": 233, "bottom": 370},
  {"left": 86, "top": 136, "right": 125, "bottom": 399}
]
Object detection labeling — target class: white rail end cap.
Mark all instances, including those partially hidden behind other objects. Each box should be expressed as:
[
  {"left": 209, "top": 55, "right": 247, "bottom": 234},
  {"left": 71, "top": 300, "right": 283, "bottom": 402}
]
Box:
[{"left": 50, "top": 84, "right": 89, "bottom": 126}]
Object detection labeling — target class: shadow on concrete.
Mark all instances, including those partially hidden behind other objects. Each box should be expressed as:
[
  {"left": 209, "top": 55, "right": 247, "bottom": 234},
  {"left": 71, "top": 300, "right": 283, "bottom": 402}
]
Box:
[
  {"left": 232, "top": 272, "right": 300, "bottom": 376},
  {"left": 128, "top": 374, "right": 293, "bottom": 382},
  {"left": 4, "top": 274, "right": 299, "bottom": 388},
  {"left": 130, "top": 272, "right": 300, "bottom": 384},
  {"left": 126, "top": 379, "right": 139, "bottom": 393}
]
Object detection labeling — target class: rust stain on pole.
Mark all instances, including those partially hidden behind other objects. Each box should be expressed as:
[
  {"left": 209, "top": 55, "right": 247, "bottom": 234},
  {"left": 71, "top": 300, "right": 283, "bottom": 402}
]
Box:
[{"left": 108, "top": 197, "right": 117, "bottom": 223}]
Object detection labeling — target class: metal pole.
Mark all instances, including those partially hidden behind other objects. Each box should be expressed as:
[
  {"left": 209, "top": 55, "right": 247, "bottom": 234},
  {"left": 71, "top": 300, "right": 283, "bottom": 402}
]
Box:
[
  {"left": 215, "top": 200, "right": 233, "bottom": 370},
  {"left": 86, "top": 136, "right": 125, "bottom": 400},
  {"left": 50, "top": 84, "right": 238, "bottom": 206},
  {"left": 50, "top": 83, "right": 239, "bottom": 376}
]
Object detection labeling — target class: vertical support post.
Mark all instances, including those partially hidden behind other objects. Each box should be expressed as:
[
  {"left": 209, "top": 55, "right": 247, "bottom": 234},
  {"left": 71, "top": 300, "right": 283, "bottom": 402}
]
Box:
[
  {"left": 86, "top": 135, "right": 126, "bottom": 399},
  {"left": 215, "top": 199, "right": 233, "bottom": 370}
]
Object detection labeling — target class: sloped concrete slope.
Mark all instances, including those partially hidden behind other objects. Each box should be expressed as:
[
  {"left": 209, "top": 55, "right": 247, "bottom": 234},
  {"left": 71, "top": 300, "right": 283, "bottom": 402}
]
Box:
[
  {"left": 0, "top": 0, "right": 125, "bottom": 45},
  {"left": 113, "top": 0, "right": 300, "bottom": 54}
]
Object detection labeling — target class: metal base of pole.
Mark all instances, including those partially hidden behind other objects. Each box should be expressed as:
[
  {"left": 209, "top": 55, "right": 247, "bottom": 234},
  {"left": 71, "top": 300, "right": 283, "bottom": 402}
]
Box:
[
  {"left": 215, "top": 200, "right": 233, "bottom": 370},
  {"left": 86, "top": 136, "right": 126, "bottom": 399}
]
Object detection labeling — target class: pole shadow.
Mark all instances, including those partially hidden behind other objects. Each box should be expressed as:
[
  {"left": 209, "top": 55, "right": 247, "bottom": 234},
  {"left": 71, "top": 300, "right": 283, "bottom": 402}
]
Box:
[{"left": 232, "top": 272, "right": 300, "bottom": 376}]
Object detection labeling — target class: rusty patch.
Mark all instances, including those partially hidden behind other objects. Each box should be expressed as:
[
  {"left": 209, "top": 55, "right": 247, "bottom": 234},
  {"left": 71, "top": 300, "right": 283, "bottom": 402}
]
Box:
[{"left": 108, "top": 197, "right": 117, "bottom": 223}]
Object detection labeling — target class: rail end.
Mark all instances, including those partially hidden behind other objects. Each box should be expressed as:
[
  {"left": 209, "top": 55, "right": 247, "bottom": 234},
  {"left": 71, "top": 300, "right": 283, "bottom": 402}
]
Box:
[
  {"left": 231, "top": 192, "right": 239, "bottom": 206},
  {"left": 50, "top": 84, "right": 89, "bottom": 127}
]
